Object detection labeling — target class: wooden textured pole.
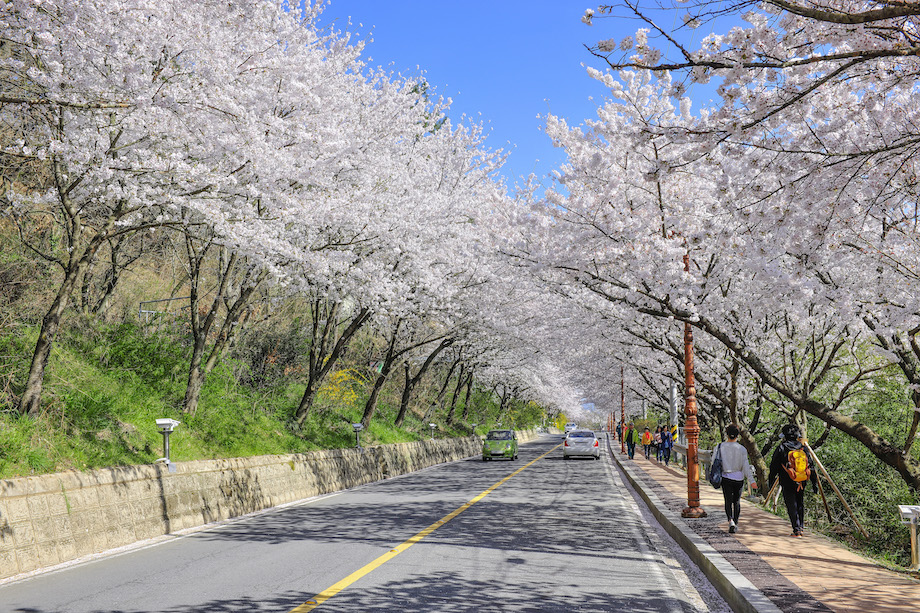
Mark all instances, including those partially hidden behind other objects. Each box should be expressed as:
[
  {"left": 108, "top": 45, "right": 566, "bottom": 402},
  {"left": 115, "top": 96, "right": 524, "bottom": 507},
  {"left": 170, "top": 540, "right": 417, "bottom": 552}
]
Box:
[
  {"left": 681, "top": 252, "right": 706, "bottom": 518},
  {"left": 815, "top": 469, "right": 833, "bottom": 522},
  {"left": 765, "top": 478, "right": 780, "bottom": 510}
]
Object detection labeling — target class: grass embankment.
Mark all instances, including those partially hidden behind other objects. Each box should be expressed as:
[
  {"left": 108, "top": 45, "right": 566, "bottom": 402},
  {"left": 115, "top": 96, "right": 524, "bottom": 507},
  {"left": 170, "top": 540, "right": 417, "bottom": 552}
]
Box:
[{"left": 0, "top": 320, "right": 520, "bottom": 479}]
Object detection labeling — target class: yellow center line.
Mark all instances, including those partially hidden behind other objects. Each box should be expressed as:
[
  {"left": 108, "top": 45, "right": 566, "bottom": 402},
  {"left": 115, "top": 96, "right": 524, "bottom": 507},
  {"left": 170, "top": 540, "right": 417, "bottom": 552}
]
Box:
[{"left": 288, "top": 444, "right": 561, "bottom": 612}]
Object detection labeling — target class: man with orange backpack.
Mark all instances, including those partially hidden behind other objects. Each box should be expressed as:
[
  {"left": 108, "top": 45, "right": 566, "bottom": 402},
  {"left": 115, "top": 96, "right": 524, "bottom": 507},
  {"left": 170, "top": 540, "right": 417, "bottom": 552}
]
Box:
[{"left": 768, "top": 424, "right": 818, "bottom": 537}]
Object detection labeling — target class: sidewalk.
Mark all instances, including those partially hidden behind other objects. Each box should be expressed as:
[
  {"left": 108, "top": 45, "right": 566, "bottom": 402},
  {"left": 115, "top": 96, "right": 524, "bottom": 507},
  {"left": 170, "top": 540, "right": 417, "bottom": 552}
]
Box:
[{"left": 610, "top": 442, "right": 920, "bottom": 613}]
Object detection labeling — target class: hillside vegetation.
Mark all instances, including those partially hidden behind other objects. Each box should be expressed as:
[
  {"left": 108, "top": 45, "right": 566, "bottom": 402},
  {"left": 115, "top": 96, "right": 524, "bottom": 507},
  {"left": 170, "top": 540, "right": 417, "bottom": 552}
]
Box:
[{"left": 0, "top": 222, "right": 547, "bottom": 479}]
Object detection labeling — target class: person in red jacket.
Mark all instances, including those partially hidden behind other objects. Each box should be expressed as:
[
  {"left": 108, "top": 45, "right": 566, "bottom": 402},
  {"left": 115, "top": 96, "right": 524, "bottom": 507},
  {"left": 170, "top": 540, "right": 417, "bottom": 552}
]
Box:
[{"left": 641, "top": 427, "right": 653, "bottom": 459}]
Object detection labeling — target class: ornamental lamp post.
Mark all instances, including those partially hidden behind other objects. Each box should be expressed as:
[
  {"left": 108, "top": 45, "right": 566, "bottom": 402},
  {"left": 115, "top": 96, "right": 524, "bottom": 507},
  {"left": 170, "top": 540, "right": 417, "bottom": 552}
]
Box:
[
  {"left": 681, "top": 252, "right": 707, "bottom": 519},
  {"left": 620, "top": 365, "right": 626, "bottom": 454}
]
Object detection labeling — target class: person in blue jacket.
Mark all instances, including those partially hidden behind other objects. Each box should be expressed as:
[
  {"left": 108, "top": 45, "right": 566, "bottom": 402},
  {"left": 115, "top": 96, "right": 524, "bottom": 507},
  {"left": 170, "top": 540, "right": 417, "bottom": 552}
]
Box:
[{"left": 659, "top": 424, "right": 673, "bottom": 466}]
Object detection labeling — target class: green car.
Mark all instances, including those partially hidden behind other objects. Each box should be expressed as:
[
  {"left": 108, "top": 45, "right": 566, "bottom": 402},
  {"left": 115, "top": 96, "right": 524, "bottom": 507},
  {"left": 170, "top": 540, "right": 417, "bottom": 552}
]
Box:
[{"left": 482, "top": 429, "right": 518, "bottom": 461}]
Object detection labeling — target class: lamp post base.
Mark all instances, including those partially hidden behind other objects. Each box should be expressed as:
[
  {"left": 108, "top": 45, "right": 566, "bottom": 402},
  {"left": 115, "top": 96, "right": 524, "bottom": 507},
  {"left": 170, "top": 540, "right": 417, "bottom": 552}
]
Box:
[{"left": 681, "top": 506, "right": 707, "bottom": 518}]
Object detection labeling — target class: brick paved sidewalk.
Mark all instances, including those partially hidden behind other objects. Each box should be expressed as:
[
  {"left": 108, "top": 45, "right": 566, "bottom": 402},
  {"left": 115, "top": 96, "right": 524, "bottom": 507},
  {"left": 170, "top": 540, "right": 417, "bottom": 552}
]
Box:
[{"left": 613, "top": 446, "right": 920, "bottom": 613}]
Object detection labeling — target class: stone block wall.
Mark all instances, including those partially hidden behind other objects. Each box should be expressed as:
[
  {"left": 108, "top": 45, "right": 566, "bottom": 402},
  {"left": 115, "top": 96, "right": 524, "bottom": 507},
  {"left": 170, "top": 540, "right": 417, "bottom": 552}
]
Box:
[{"left": 0, "top": 430, "right": 539, "bottom": 580}]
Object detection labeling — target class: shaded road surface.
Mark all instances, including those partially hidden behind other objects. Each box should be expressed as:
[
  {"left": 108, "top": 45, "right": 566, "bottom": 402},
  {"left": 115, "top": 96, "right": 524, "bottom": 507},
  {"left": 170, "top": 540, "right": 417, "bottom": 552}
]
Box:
[{"left": 0, "top": 436, "right": 729, "bottom": 612}]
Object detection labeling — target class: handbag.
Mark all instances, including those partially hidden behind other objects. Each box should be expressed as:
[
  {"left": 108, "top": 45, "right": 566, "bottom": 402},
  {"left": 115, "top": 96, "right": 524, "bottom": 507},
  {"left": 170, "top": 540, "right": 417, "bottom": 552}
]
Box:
[{"left": 708, "top": 443, "right": 723, "bottom": 489}]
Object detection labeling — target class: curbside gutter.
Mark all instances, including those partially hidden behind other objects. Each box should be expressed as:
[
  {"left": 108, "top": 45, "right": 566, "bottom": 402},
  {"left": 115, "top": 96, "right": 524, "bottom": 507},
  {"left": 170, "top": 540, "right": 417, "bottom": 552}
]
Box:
[
  {"left": 0, "top": 429, "right": 540, "bottom": 581},
  {"left": 608, "top": 436, "right": 782, "bottom": 613}
]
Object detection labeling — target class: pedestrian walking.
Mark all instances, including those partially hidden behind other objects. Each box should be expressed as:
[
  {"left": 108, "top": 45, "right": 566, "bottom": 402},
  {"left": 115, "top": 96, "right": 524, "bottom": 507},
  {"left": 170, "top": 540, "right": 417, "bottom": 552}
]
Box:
[
  {"left": 768, "top": 423, "right": 818, "bottom": 537},
  {"left": 615, "top": 421, "right": 622, "bottom": 441},
  {"left": 624, "top": 422, "right": 639, "bottom": 459},
  {"left": 660, "top": 425, "right": 673, "bottom": 466},
  {"left": 642, "top": 427, "right": 653, "bottom": 459},
  {"left": 717, "top": 424, "right": 757, "bottom": 533}
]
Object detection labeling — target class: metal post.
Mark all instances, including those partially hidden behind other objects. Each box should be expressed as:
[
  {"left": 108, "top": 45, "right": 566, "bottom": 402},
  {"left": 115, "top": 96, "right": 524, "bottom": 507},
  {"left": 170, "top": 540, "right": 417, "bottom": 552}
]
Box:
[
  {"left": 669, "top": 381, "right": 678, "bottom": 427},
  {"left": 681, "top": 252, "right": 706, "bottom": 519},
  {"left": 162, "top": 431, "right": 170, "bottom": 463}
]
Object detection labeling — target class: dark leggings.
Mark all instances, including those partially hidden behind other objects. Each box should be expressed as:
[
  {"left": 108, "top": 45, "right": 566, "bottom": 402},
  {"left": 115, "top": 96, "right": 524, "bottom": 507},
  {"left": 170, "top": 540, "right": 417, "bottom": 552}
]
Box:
[
  {"left": 721, "top": 478, "right": 744, "bottom": 523},
  {"left": 782, "top": 484, "right": 806, "bottom": 532}
]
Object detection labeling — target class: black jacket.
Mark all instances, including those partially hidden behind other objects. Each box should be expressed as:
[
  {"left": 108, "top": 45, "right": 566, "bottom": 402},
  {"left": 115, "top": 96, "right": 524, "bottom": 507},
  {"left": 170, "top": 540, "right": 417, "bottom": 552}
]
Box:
[{"left": 768, "top": 440, "right": 818, "bottom": 491}]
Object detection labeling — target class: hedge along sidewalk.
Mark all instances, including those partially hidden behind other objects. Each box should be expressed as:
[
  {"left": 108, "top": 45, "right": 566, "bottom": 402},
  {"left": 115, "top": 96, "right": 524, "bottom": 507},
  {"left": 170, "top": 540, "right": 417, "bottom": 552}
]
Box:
[{"left": 0, "top": 429, "right": 540, "bottom": 582}]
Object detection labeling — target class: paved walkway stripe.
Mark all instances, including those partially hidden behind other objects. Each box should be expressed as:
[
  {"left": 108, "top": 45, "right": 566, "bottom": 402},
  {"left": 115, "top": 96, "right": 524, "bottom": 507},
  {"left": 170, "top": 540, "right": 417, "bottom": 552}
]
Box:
[{"left": 288, "top": 444, "right": 561, "bottom": 612}]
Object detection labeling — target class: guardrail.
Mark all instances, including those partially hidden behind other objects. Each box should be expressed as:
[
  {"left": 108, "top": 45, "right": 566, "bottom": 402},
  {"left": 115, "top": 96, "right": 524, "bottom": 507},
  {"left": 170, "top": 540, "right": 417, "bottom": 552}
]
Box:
[{"left": 672, "top": 443, "right": 713, "bottom": 472}]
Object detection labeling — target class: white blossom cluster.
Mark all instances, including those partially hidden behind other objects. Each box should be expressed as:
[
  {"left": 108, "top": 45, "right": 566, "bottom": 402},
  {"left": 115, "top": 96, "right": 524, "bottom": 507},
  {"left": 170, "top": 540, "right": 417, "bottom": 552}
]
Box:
[
  {"left": 516, "top": 0, "right": 920, "bottom": 488},
  {"left": 3, "top": 0, "right": 596, "bottom": 419}
]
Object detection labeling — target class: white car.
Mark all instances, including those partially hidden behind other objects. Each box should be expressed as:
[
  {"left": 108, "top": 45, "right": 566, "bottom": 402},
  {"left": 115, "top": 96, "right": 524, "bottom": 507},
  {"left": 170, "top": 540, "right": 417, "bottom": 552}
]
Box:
[
  {"left": 564, "top": 422, "right": 578, "bottom": 434},
  {"left": 563, "top": 430, "right": 601, "bottom": 460}
]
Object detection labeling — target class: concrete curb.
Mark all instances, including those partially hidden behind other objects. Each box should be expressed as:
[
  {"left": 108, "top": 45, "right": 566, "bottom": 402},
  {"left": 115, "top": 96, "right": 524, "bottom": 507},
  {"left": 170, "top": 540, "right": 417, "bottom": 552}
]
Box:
[{"left": 609, "top": 438, "right": 782, "bottom": 613}]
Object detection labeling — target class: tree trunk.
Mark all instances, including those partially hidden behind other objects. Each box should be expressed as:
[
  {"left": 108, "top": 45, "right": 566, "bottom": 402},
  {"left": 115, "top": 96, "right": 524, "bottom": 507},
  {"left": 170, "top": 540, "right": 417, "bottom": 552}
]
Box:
[
  {"left": 448, "top": 362, "right": 466, "bottom": 421},
  {"left": 361, "top": 365, "right": 394, "bottom": 430},
  {"left": 460, "top": 371, "right": 474, "bottom": 421},
  {"left": 19, "top": 226, "right": 110, "bottom": 415},
  {"left": 360, "top": 320, "right": 451, "bottom": 430},
  {"left": 394, "top": 338, "right": 453, "bottom": 428},
  {"left": 19, "top": 267, "right": 82, "bottom": 415},
  {"left": 180, "top": 239, "right": 267, "bottom": 416},
  {"left": 182, "top": 360, "right": 205, "bottom": 416},
  {"left": 361, "top": 320, "right": 401, "bottom": 429},
  {"left": 80, "top": 234, "right": 141, "bottom": 316},
  {"left": 440, "top": 354, "right": 463, "bottom": 425},
  {"left": 295, "top": 304, "right": 371, "bottom": 426},
  {"left": 395, "top": 362, "right": 413, "bottom": 427}
]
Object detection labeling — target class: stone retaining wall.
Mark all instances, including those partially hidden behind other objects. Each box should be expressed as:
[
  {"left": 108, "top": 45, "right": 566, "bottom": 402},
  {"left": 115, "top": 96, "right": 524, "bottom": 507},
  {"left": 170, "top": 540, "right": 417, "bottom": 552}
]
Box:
[{"left": 0, "top": 430, "right": 539, "bottom": 580}]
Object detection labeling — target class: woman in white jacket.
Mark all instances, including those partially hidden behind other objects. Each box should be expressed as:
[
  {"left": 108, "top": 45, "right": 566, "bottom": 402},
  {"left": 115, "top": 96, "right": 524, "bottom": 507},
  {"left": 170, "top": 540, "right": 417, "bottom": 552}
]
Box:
[{"left": 717, "top": 423, "right": 756, "bottom": 533}]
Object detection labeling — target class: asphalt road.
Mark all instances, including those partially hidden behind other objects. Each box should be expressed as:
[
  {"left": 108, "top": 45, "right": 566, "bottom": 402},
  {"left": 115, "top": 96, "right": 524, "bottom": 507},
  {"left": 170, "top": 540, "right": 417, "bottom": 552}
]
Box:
[{"left": 0, "top": 435, "right": 729, "bottom": 612}]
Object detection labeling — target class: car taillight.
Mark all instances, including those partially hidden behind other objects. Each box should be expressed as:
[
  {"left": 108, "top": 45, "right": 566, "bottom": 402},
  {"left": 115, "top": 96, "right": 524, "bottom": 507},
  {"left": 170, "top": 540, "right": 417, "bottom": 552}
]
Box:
[
  {"left": 593, "top": 440, "right": 599, "bottom": 447},
  {"left": 564, "top": 440, "right": 570, "bottom": 446}
]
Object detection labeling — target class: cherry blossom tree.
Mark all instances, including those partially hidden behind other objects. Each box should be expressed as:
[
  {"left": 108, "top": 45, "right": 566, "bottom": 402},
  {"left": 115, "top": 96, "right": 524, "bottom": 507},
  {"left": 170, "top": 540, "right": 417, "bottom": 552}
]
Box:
[
  {"left": 2, "top": 0, "right": 364, "bottom": 415},
  {"left": 518, "top": 61, "right": 920, "bottom": 489}
]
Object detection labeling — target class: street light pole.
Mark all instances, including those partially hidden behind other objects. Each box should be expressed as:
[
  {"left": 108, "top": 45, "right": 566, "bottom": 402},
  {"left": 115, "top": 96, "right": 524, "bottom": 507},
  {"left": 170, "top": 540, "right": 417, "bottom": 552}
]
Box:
[
  {"left": 620, "top": 365, "right": 626, "bottom": 454},
  {"left": 681, "top": 252, "right": 707, "bottom": 519}
]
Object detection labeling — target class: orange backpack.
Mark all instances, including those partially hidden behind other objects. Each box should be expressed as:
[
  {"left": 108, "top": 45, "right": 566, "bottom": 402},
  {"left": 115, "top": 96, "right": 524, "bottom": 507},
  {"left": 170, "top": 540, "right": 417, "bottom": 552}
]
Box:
[{"left": 785, "top": 448, "right": 811, "bottom": 490}]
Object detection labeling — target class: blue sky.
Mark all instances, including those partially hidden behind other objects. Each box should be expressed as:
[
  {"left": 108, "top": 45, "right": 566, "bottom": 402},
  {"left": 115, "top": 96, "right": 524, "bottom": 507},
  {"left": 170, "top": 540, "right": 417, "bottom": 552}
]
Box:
[{"left": 317, "top": 2, "right": 634, "bottom": 191}]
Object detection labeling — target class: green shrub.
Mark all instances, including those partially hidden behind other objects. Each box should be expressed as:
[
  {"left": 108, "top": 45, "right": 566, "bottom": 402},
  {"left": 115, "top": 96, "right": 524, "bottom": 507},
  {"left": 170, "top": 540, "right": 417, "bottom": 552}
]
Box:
[{"left": 97, "top": 321, "right": 187, "bottom": 383}]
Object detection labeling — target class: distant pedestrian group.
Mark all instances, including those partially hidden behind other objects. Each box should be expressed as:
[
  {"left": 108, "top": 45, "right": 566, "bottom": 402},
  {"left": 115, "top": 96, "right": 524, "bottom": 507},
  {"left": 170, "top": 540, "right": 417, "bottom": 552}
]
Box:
[{"left": 623, "top": 422, "right": 674, "bottom": 465}]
